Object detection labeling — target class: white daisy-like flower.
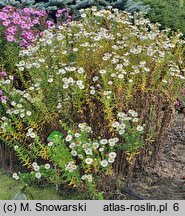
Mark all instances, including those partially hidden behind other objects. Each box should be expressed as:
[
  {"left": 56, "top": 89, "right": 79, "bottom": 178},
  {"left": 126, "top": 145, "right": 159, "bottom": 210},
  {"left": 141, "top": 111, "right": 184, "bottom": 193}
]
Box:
[
  {"left": 112, "top": 121, "right": 120, "bottom": 128},
  {"left": 45, "top": 163, "right": 50, "bottom": 169},
  {"left": 90, "top": 90, "right": 96, "bottom": 95},
  {"left": 136, "top": 125, "right": 144, "bottom": 132},
  {"left": 26, "top": 111, "right": 32, "bottom": 116},
  {"left": 109, "top": 152, "right": 117, "bottom": 159},
  {"left": 35, "top": 172, "right": 42, "bottom": 179},
  {"left": 85, "top": 148, "right": 92, "bottom": 155},
  {"left": 81, "top": 13, "right": 87, "bottom": 18},
  {"left": 48, "top": 141, "right": 53, "bottom": 147},
  {"left": 15, "top": 176, "right": 19, "bottom": 180},
  {"left": 32, "top": 162, "right": 38, "bottom": 168},
  {"left": 99, "top": 147, "right": 104, "bottom": 152},
  {"left": 92, "top": 142, "right": 99, "bottom": 149},
  {"left": 20, "top": 113, "right": 25, "bottom": 118},
  {"left": 78, "top": 154, "right": 83, "bottom": 159},
  {"left": 81, "top": 175, "right": 87, "bottom": 180},
  {"left": 76, "top": 80, "right": 83, "bottom": 86},
  {"left": 66, "top": 135, "right": 73, "bottom": 142},
  {"left": 78, "top": 67, "right": 84, "bottom": 74},
  {"left": 48, "top": 78, "right": 53, "bottom": 83},
  {"left": 128, "top": 109, "right": 135, "bottom": 115},
  {"left": 120, "top": 123, "right": 126, "bottom": 129},
  {"left": 12, "top": 173, "right": 18, "bottom": 178},
  {"left": 86, "top": 174, "right": 92, "bottom": 182},
  {"left": 113, "top": 137, "right": 119, "bottom": 143},
  {"left": 79, "top": 84, "right": 85, "bottom": 90},
  {"left": 30, "top": 132, "right": 36, "bottom": 138},
  {"left": 34, "top": 165, "right": 40, "bottom": 171},
  {"left": 71, "top": 150, "right": 77, "bottom": 156},
  {"left": 118, "top": 129, "right": 125, "bottom": 135},
  {"left": 93, "top": 76, "right": 99, "bottom": 81},
  {"left": 117, "top": 112, "right": 126, "bottom": 118},
  {"left": 118, "top": 74, "right": 124, "bottom": 79},
  {"left": 69, "top": 142, "right": 76, "bottom": 148},
  {"left": 108, "top": 139, "right": 116, "bottom": 146},
  {"left": 85, "top": 158, "right": 93, "bottom": 165},
  {"left": 63, "top": 84, "right": 69, "bottom": 89},
  {"left": 11, "top": 101, "right": 16, "bottom": 106},
  {"left": 108, "top": 158, "right": 115, "bottom": 163},
  {"left": 14, "top": 145, "right": 18, "bottom": 150},
  {"left": 101, "top": 160, "right": 108, "bottom": 167},
  {"left": 74, "top": 133, "right": 80, "bottom": 138},
  {"left": 100, "top": 139, "right": 108, "bottom": 145},
  {"left": 99, "top": 69, "right": 106, "bottom": 74},
  {"left": 131, "top": 112, "right": 138, "bottom": 117},
  {"left": 132, "top": 118, "right": 139, "bottom": 122},
  {"left": 73, "top": 48, "right": 78, "bottom": 52}
]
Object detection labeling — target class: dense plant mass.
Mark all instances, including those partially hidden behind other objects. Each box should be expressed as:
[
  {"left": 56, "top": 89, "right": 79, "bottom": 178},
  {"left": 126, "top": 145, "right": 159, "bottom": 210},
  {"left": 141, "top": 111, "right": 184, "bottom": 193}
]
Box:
[
  {"left": 137, "top": 0, "right": 185, "bottom": 35},
  {"left": 0, "top": 5, "right": 71, "bottom": 74},
  {"left": 0, "top": 0, "right": 150, "bottom": 16},
  {"left": 0, "top": 7, "right": 184, "bottom": 198}
]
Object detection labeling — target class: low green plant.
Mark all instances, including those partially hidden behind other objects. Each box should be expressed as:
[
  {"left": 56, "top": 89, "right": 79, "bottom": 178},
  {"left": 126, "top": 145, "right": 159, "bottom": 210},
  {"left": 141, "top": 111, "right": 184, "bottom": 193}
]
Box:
[
  {"left": 137, "top": 0, "right": 185, "bottom": 35},
  {"left": 0, "top": 7, "right": 184, "bottom": 197}
]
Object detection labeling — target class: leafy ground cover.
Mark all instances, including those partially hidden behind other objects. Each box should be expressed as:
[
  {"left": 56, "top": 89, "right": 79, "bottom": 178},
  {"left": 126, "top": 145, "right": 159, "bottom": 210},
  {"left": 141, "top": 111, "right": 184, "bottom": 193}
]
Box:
[
  {"left": 137, "top": 0, "right": 185, "bottom": 35},
  {"left": 0, "top": 169, "right": 86, "bottom": 200}
]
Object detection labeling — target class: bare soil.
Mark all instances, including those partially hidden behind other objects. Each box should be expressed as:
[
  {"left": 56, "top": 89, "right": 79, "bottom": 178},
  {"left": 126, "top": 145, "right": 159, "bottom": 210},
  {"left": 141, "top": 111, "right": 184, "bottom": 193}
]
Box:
[{"left": 121, "top": 113, "right": 185, "bottom": 200}]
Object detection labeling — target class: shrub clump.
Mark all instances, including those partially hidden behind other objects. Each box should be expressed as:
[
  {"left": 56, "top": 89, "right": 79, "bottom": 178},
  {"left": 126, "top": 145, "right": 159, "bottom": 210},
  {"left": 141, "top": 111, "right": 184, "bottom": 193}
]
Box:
[{"left": 0, "top": 7, "right": 184, "bottom": 197}]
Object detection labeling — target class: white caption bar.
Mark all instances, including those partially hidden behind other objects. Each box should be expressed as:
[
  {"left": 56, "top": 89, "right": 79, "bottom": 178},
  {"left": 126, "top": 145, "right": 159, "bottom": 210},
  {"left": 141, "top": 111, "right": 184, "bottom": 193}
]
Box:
[{"left": 0, "top": 200, "right": 184, "bottom": 216}]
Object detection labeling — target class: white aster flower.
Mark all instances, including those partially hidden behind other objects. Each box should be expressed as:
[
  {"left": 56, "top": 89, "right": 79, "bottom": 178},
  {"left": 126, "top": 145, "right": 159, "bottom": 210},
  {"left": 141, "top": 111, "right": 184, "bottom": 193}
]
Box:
[
  {"left": 109, "top": 152, "right": 117, "bottom": 159},
  {"left": 32, "top": 162, "right": 38, "bottom": 168},
  {"left": 48, "top": 78, "right": 53, "bottom": 83},
  {"left": 48, "top": 141, "right": 53, "bottom": 147},
  {"left": 71, "top": 150, "right": 77, "bottom": 156},
  {"left": 45, "top": 163, "right": 51, "bottom": 169},
  {"left": 26, "top": 111, "right": 32, "bottom": 116},
  {"left": 85, "top": 158, "right": 93, "bottom": 165},
  {"left": 35, "top": 172, "right": 42, "bottom": 179},
  {"left": 136, "top": 125, "right": 144, "bottom": 132},
  {"left": 34, "top": 165, "right": 40, "bottom": 171},
  {"left": 100, "top": 139, "right": 108, "bottom": 145},
  {"left": 66, "top": 135, "right": 73, "bottom": 142},
  {"left": 101, "top": 160, "right": 108, "bottom": 167}
]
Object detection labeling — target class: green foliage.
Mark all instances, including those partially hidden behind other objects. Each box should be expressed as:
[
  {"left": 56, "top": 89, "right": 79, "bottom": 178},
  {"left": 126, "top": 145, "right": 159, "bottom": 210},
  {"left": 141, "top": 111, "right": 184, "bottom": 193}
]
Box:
[
  {"left": 0, "top": 7, "right": 184, "bottom": 196},
  {"left": 0, "top": 170, "right": 86, "bottom": 199},
  {"left": 138, "top": 0, "right": 185, "bottom": 35},
  {"left": 0, "top": 25, "right": 21, "bottom": 72},
  {"left": 0, "top": 0, "right": 150, "bottom": 15}
]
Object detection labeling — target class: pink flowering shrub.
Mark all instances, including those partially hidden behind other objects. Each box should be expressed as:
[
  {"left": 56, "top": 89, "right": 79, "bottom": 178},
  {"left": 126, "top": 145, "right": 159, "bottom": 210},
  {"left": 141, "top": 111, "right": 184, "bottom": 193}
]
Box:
[
  {"left": 0, "top": 6, "right": 72, "bottom": 72},
  {"left": 0, "top": 6, "right": 72, "bottom": 48},
  {"left": 0, "top": 6, "right": 47, "bottom": 47}
]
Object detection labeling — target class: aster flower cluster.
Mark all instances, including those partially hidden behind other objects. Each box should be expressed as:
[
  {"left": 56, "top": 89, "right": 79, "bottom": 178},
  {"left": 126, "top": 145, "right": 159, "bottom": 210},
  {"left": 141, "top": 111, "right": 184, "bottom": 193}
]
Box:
[
  {"left": 0, "top": 5, "right": 47, "bottom": 47},
  {"left": 0, "top": 5, "right": 72, "bottom": 47}
]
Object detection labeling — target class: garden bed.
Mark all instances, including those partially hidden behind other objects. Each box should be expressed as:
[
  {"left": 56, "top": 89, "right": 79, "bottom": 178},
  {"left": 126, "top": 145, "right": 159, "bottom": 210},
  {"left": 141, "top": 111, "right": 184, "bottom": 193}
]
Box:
[{"left": 119, "top": 113, "right": 185, "bottom": 200}]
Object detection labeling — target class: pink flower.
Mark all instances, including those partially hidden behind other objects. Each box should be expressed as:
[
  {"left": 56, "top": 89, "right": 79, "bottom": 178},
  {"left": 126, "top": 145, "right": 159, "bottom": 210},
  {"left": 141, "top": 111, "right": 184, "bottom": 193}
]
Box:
[
  {"left": 0, "top": 90, "right": 3, "bottom": 95},
  {"left": 0, "top": 12, "right": 8, "bottom": 20},
  {"left": 0, "top": 71, "right": 7, "bottom": 77},
  {"left": 46, "top": 21, "right": 54, "bottom": 28},
  {"left": 6, "top": 35, "right": 16, "bottom": 42},
  {"left": 3, "top": 20, "right": 11, "bottom": 26},
  {"left": 1, "top": 95, "right": 7, "bottom": 103}
]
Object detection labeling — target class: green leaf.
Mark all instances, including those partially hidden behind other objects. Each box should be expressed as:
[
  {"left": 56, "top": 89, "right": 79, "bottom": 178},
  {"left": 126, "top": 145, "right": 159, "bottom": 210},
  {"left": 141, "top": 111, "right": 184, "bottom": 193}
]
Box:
[{"left": 47, "top": 131, "right": 64, "bottom": 142}]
